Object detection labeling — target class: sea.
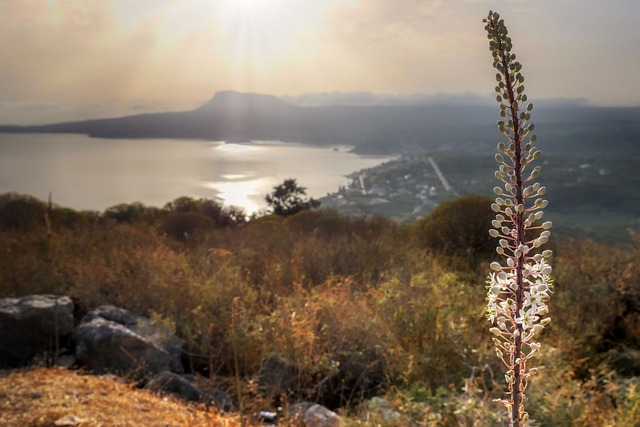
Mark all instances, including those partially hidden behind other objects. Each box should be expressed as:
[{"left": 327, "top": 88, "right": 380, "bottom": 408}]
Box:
[{"left": 0, "top": 133, "right": 394, "bottom": 214}]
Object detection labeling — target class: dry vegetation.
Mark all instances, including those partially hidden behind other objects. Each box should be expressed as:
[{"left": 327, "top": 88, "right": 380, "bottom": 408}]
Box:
[
  {"left": 1, "top": 193, "right": 640, "bottom": 425},
  {"left": 0, "top": 367, "right": 242, "bottom": 427}
]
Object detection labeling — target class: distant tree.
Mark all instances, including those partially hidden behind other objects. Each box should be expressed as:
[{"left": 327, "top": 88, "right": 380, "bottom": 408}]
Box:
[
  {"left": 265, "top": 179, "right": 320, "bottom": 217},
  {"left": 165, "top": 196, "right": 246, "bottom": 227},
  {"left": 104, "top": 202, "right": 147, "bottom": 223},
  {"left": 163, "top": 196, "right": 201, "bottom": 213}
]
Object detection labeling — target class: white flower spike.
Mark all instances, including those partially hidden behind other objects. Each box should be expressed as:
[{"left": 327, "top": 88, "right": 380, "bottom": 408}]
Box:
[{"left": 483, "top": 10, "right": 554, "bottom": 427}]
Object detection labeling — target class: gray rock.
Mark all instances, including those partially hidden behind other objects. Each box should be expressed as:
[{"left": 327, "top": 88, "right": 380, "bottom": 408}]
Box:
[
  {"left": 0, "top": 295, "right": 74, "bottom": 368},
  {"left": 146, "top": 371, "right": 201, "bottom": 401},
  {"left": 199, "top": 386, "right": 233, "bottom": 411},
  {"left": 288, "top": 402, "right": 315, "bottom": 426},
  {"left": 146, "top": 371, "right": 233, "bottom": 411},
  {"left": 76, "top": 305, "right": 184, "bottom": 375},
  {"left": 304, "top": 404, "right": 342, "bottom": 427},
  {"left": 367, "top": 397, "right": 401, "bottom": 423},
  {"left": 258, "top": 355, "right": 299, "bottom": 396},
  {"left": 75, "top": 317, "right": 171, "bottom": 376}
]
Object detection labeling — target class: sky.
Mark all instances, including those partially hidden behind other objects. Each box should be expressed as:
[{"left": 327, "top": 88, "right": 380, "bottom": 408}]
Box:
[{"left": 1, "top": 0, "right": 639, "bottom": 124}]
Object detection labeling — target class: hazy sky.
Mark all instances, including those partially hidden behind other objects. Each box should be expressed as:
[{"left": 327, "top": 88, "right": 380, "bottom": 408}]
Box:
[{"left": 2, "top": 0, "right": 639, "bottom": 124}]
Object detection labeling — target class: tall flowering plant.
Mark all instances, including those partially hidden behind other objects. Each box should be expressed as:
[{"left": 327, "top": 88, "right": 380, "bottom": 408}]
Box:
[{"left": 483, "top": 11, "right": 553, "bottom": 427}]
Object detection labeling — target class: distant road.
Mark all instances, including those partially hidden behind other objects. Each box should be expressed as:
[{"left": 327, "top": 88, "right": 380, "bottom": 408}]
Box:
[{"left": 427, "top": 156, "right": 458, "bottom": 196}]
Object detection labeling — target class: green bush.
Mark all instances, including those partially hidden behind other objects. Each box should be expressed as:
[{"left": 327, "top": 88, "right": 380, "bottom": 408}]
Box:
[{"left": 416, "top": 195, "right": 495, "bottom": 262}]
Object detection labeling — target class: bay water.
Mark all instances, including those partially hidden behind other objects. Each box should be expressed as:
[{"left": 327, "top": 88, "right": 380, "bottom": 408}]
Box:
[{"left": 0, "top": 133, "right": 393, "bottom": 214}]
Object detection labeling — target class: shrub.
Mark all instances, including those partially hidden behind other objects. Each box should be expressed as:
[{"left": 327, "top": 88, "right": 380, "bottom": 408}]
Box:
[
  {"left": 0, "top": 192, "right": 46, "bottom": 231},
  {"left": 416, "top": 195, "right": 495, "bottom": 261},
  {"left": 159, "top": 212, "right": 216, "bottom": 241}
]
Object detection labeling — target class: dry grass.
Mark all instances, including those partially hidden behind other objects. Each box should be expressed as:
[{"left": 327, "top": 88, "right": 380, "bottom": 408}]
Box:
[{"left": 0, "top": 367, "right": 245, "bottom": 427}]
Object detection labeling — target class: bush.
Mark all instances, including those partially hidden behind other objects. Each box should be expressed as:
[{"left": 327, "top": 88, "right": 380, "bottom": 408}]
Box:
[
  {"left": 159, "top": 212, "right": 216, "bottom": 241},
  {"left": 0, "top": 193, "right": 46, "bottom": 231},
  {"left": 416, "top": 195, "right": 495, "bottom": 261}
]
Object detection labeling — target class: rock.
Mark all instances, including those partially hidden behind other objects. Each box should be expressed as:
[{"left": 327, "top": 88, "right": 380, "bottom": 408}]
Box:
[
  {"left": 304, "top": 404, "right": 342, "bottom": 427},
  {"left": 0, "top": 295, "right": 74, "bottom": 368},
  {"left": 199, "top": 386, "right": 233, "bottom": 411},
  {"left": 258, "top": 355, "right": 299, "bottom": 397},
  {"left": 75, "top": 317, "right": 171, "bottom": 376},
  {"left": 367, "top": 397, "right": 401, "bottom": 423},
  {"left": 75, "top": 305, "right": 184, "bottom": 376},
  {"left": 146, "top": 371, "right": 234, "bottom": 411},
  {"left": 146, "top": 371, "right": 201, "bottom": 402},
  {"left": 314, "top": 348, "right": 386, "bottom": 408},
  {"left": 288, "top": 402, "right": 315, "bottom": 427}
]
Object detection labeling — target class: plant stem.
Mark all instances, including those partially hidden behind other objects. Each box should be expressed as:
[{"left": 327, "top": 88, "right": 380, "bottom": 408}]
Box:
[{"left": 493, "top": 17, "right": 525, "bottom": 426}]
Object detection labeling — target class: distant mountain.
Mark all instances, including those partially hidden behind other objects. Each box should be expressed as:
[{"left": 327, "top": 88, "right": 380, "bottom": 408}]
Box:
[{"left": 1, "top": 91, "right": 639, "bottom": 156}]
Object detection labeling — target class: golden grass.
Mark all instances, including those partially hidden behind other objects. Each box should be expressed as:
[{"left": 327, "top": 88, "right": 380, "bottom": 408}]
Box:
[{"left": 0, "top": 367, "right": 245, "bottom": 427}]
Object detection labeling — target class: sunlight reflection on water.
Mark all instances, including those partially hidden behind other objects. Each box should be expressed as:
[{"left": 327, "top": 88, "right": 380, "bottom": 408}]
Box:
[
  {"left": 0, "top": 135, "right": 395, "bottom": 213},
  {"left": 204, "top": 177, "right": 269, "bottom": 215}
]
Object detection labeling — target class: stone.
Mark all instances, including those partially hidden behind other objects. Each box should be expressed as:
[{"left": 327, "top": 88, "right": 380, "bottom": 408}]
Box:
[
  {"left": 304, "top": 404, "right": 342, "bottom": 427},
  {"left": 258, "top": 355, "right": 299, "bottom": 397},
  {"left": 367, "top": 397, "right": 401, "bottom": 423},
  {"left": 288, "top": 402, "right": 315, "bottom": 427},
  {"left": 75, "top": 317, "right": 171, "bottom": 376},
  {"left": 0, "top": 295, "right": 74, "bottom": 368},
  {"left": 146, "top": 371, "right": 201, "bottom": 402},
  {"left": 75, "top": 305, "right": 184, "bottom": 376},
  {"left": 146, "top": 371, "right": 234, "bottom": 411},
  {"left": 199, "top": 386, "right": 233, "bottom": 411}
]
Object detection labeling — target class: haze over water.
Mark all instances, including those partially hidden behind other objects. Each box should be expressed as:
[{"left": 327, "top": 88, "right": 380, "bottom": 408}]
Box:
[{"left": 0, "top": 134, "right": 393, "bottom": 214}]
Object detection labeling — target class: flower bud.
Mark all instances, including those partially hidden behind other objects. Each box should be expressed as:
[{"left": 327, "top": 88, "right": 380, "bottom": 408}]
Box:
[
  {"left": 490, "top": 262, "right": 502, "bottom": 271},
  {"left": 489, "top": 229, "right": 500, "bottom": 238},
  {"left": 542, "top": 249, "right": 553, "bottom": 258},
  {"left": 542, "top": 221, "right": 553, "bottom": 229},
  {"left": 541, "top": 318, "right": 551, "bottom": 326}
]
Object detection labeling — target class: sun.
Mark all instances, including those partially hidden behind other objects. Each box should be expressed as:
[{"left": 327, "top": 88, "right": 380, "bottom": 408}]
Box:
[{"left": 216, "top": 0, "right": 292, "bottom": 63}]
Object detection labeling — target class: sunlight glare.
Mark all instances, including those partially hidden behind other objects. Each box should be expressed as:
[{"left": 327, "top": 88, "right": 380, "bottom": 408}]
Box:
[
  {"left": 204, "top": 178, "right": 269, "bottom": 215},
  {"left": 215, "top": 143, "right": 257, "bottom": 153}
]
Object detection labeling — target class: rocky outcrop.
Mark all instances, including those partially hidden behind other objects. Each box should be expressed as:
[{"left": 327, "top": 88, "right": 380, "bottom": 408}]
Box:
[
  {"left": 0, "top": 295, "right": 74, "bottom": 368},
  {"left": 75, "top": 305, "right": 184, "bottom": 376}
]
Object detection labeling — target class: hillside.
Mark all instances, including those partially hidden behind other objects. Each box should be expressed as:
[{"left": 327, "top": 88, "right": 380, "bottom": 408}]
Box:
[
  {"left": 1, "top": 91, "right": 639, "bottom": 156},
  {"left": 1, "top": 194, "right": 640, "bottom": 426}
]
